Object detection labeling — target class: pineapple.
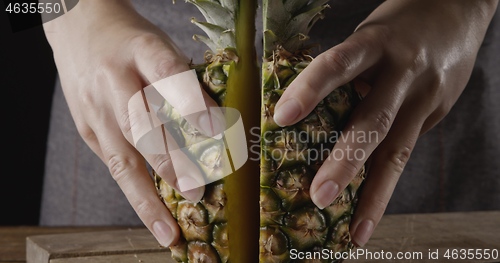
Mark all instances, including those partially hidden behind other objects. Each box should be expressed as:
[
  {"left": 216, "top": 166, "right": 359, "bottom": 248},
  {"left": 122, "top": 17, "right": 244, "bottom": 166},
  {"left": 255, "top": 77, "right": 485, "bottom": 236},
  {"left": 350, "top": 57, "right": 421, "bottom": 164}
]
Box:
[
  {"left": 155, "top": 0, "right": 260, "bottom": 262},
  {"left": 260, "top": 1, "right": 366, "bottom": 261},
  {"left": 154, "top": 0, "right": 366, "bottom": 262}
]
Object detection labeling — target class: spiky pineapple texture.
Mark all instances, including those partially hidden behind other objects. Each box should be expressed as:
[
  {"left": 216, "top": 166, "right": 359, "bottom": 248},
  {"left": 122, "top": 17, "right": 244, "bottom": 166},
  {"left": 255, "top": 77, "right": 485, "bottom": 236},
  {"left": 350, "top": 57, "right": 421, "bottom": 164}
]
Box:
[
  {"left": 260, "top": 56, "right": 365, "bottom": 261},
  {"left": 188, "top": 0, "right": 237, "bottom": 52},
  {"left": 187, "top": 0, "right": 240, "bottom": 104},
  {"left": 155, "top": 1, "right": 240, "bottom": 262},
  {"left": 154, "top": 0, "right": 366, "bottom": 262},
  {"left": 264, "top": 0, "right": 330, "bottom": 58},
  {"left": 259, "top": 0, "right": 366, "bottom": 261}
]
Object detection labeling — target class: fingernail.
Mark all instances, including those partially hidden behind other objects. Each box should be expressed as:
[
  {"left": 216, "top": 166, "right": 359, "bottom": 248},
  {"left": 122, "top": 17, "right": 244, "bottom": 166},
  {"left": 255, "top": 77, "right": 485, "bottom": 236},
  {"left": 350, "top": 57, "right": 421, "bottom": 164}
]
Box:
[
  {"left": 153, "top": 220, "right": 174, "bottom": 247},
  {"left": 312, "top": 180, "right": 339, "bottom": 209},
  {"left": 198, "top": 111, "right": 224, "bottom": 137},
  {"left": 177, "top": 177, "right": 204, "bottom": 202},
  {"left": 353, "top": 219, "right": 374, "bottom": 247},
  {"left": 274, "top": 99, "right": 301, "bottom": 127}
]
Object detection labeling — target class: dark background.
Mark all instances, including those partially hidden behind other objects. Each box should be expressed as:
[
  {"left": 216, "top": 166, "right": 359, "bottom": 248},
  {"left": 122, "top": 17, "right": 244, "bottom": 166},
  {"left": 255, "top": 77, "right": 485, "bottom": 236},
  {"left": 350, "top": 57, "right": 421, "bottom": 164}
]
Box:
[{"left": 1, "top": 7, "right": 57, "bottom": 225}]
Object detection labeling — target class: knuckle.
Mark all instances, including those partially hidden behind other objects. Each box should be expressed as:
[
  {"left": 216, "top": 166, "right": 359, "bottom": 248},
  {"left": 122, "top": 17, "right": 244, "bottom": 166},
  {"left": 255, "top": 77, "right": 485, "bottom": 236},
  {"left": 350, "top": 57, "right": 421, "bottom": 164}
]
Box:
[
  {"left": 370, "top": 196, "right": 389, "bottom": 215},
  {"left": 117, "top": 109, "right": 133, "bottom": 136},
  {"left": 153, "top": 56, "right": 186, "bottom": 80},
  {"left": 435, "top": 100, "right": 453, "bottom": 118},
  {"left": 134, "top": 198, "right": 156, "bottom": 219},
  {"left": 131, "top": 33, "right": 187, "bottom": 81},
  {"left": 300, "top": 73, "right": 324, "bottom": 93},
  {"left": 356, "top": 23, "right": 391, "bottom": 43},
  {"left": 107, "top": 154, "right": 137, "bottom": 183},
  {"left": 319, "top": 48, "right": 353, "bottom": 78},
  {"left": 130, "top": 33, "right": 164, "bottom": 50},
  {"left": 423, "top": 70, "right": 450, "bottom": 113},
  {"left": 384, "top": 36, "right": 429, "bottom": 77},
  {"left": 414, "top": 69, "right": 452, "bottom": 118},
  {"left": 371, "top": 110, "right": 393, "bottom": 137},
  {"left": 98, "top": 56, "right": 119, "bottom": 71},
  {"left": 357, "top": 109, "right": 393, "bottom": 139},
  {"left": 369, "top": 25, "right": 391, "bottom": 45},
  {"left": 76, "top": 123, "right": 96, "bottom": 143},
  {"left": 425, "top": 70, "right": 446, "bottom": 97},
  {"left": 78, "top": 87, "right": 98, "bottom": 109},
  {"left": 152, "top": 156, "right": 174, "bottom": 179},
  {"left": 94, "top": 56, "right": 120, "bottom": 79},
  {"left": 406, "top": 50, "right": 429, "bottom": 76},
  {"left": 336, "top": 159, "right": 363, "bottom": 185},
  {"left": 386, "top": 145, "right": 413, "bottom": 174}
]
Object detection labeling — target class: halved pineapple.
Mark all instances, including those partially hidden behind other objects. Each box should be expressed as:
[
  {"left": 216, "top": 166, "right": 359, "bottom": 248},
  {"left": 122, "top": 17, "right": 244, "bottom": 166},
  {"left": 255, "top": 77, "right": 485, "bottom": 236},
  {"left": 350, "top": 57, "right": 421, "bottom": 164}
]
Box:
[{"left": 154, "top": 0, "right": 365, "bottom": 262}]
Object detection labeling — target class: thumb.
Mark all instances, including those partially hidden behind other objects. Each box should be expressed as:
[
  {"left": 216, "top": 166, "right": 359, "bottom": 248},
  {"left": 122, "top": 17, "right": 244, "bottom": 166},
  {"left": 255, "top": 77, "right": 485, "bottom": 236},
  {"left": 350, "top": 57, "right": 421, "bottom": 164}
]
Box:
[
  {"left": 134, "top": 35, "right": 224, "bottom": 137},
  {"left": 273, "top": 30, "right": 383, "bottom": 127}
]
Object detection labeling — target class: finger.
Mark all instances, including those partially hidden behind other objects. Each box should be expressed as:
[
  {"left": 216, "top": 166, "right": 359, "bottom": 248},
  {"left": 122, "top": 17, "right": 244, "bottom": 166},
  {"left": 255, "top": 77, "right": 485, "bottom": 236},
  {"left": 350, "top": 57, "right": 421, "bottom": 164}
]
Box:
[
  {"left": 273, "top": 28, "right": 384, "bottom": 127},
  {"left": 350, "top": 106, "right": 423, "bottom": 247},
  {"left": 76, "top": 123, "right": 104, "bottom": 160},
  {"left": 101, "top": 69, "right": 205, "bottom": 202},
  {"left": 419, "top": 103, "right": 451, "bottom": 136},
  {"left": 143, "top": 124, "right": 206, "bottom": 202},
  {"left": 310, "top": 72, "right": 407, "bottom": 209},
  {"left": 92, "top": 118, "right": 181, "bottom": 247},
  {"left": 133, "top": 34, "right": 225, "bottom": 137},
  {"left": 58, "top": 77, "right": 104, "bottom": 159}
]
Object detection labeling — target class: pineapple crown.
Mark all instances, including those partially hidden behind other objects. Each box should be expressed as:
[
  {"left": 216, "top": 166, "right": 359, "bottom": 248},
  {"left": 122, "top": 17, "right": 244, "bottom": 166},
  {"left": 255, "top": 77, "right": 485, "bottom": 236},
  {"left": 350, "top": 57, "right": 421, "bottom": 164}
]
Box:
[
  {"left": 186, "top": 0, "right": 238, "bottom": 53},
  {"left": 185, "top": 0, "right": 329, "bottom": 57},
  {"left": 264, "top": 0, "right": 330, "bottom": 58}
]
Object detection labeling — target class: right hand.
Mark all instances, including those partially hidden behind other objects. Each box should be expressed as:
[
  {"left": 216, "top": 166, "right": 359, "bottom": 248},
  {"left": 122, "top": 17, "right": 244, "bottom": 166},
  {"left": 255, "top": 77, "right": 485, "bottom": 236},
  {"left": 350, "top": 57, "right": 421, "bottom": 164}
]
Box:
[{"left": 43, "top": 0, "right": 216, "bottom": 247}]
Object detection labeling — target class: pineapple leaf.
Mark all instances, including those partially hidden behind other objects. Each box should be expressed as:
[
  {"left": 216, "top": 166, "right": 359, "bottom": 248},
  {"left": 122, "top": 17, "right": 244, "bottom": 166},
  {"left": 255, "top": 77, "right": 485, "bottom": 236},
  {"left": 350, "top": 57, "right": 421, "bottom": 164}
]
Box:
[
  {"left": 192, "top": 19, "right": 236, "bottom": 50},
  {"left": 263, "top": 0, "right": 291, "bottom": 41},
  {"left": 283, "top": 0, "right": 309, "bottom": 15},
  {"left": 263, "top": 30, "right": 279, "bottom": 57},
  {"left": 299, "top": 0, "right": 330, "bottom": 11},
  {"left": 192, "top": 18, "right": 226, "bottom": 40},
  {"left": 264, "top": 0, "right": 330, "bottom": 54},
  {"left": 193, "top": 34, "right": 218, "bottom": 52},
  {"left": 187, "top": 0, "right": 235, "bottom": 30},
  {"left": 284, "top": 3, "right": 329, "bottom": 43},
  {"left": 219, "top": 0, "right": 238, "bottom": 12}
]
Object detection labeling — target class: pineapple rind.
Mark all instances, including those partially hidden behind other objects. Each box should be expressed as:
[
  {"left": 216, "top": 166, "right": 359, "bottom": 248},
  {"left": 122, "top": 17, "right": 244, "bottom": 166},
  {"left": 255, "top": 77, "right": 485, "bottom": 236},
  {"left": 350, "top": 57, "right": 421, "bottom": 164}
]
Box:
[
  {"left": 260, "top": 56, "right": 365, "bottom": 260},
  {"left": 260, "top": 1, "right": 366, "bottom": 261},
  {"left": 155, "top": 1, "right": 243, "bottom": 262},
  {"left": 156, "top": 0, "right": 366, "bottom": 262}
]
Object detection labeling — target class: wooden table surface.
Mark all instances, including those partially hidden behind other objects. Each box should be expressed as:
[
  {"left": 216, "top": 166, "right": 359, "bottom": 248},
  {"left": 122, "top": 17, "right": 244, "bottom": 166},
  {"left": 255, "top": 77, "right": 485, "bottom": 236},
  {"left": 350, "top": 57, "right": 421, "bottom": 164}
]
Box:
[{"left": 1, "top": 211, "right": 499, "bottom": 263}]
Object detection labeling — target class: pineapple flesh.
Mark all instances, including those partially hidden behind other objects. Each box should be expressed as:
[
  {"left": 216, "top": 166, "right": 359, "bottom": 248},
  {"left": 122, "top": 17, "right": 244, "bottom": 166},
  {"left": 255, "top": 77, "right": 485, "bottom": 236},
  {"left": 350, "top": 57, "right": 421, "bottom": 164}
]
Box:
[{"left": 155, "top": 0, "right": 365, "bottom": 262}]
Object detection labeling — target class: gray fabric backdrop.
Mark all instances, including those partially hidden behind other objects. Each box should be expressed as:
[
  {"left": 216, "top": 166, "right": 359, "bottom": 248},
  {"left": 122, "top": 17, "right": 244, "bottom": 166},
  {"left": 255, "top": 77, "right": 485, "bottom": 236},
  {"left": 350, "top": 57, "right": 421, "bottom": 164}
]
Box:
[{"left": 40, "top": 0, "right": 500, "bottom": 226}]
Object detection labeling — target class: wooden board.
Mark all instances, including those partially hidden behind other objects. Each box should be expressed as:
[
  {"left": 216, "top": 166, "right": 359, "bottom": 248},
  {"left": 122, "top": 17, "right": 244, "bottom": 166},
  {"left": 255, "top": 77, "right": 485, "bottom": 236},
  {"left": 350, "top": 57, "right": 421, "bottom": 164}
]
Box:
[
  {"left": 0, "top": 226, "right": 128, "bottom": 263},
  {"left": 48, "top": 252, "right": 171, "bottom": 263},
  {"left": 26, "top": 229, "right": 173, "bottom": 263},
  {"left": 348, "top": 211, "right": 500, "bottom": 263},
  {"left": 21, "top": 211, "right": 500, "bottom": 263}
]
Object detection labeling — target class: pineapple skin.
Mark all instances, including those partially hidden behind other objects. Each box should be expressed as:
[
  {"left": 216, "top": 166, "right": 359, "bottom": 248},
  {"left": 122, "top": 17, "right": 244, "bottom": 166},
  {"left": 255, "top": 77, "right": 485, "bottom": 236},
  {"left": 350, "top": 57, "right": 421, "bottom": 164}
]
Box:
[
  {"left": 155, "top": 54, "right": 366, "bottom": 262},
  {"left": 259, "top": 1, "right": 366, "bottom": 262},
  {"left": 154, "top": 0, "right": 366, "bottom": 262},
  {"left": 259, "top": 50, "right": 365, "bottom": 263},
  {"left": 155, "top": 0, "right": 260, "bottom": 262},
  {"left": 154, "top": 54, "right": 234, "bottom": 263}
]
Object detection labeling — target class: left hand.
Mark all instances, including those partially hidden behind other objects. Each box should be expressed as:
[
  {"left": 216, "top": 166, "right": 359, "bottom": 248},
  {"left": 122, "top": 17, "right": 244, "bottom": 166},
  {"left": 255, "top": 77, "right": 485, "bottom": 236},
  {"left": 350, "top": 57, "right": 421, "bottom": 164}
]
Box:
[{"left": 273, "top": 0, "right": 499, "bottom": 247}]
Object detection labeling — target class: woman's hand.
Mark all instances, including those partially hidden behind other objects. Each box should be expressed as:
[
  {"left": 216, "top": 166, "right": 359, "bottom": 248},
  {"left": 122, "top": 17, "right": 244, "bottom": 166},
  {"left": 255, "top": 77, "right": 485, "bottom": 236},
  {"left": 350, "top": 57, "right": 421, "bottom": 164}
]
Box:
[
  {"left": 43, "top": 0, "right": 216, "bottom": 247},
  {"left": 273, "top": 0, "right": 499, "bottom": 247}
]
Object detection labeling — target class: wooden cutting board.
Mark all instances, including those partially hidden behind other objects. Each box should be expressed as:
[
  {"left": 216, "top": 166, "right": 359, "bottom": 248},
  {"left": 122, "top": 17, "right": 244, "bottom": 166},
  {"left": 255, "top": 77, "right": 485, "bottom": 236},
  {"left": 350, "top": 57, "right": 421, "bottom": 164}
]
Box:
[
  {"left": 26, "top": 228, "right": 173, "bottom": 263},
  {"left": 25, "top": 211, "right": 500, "bottom": 263}
]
